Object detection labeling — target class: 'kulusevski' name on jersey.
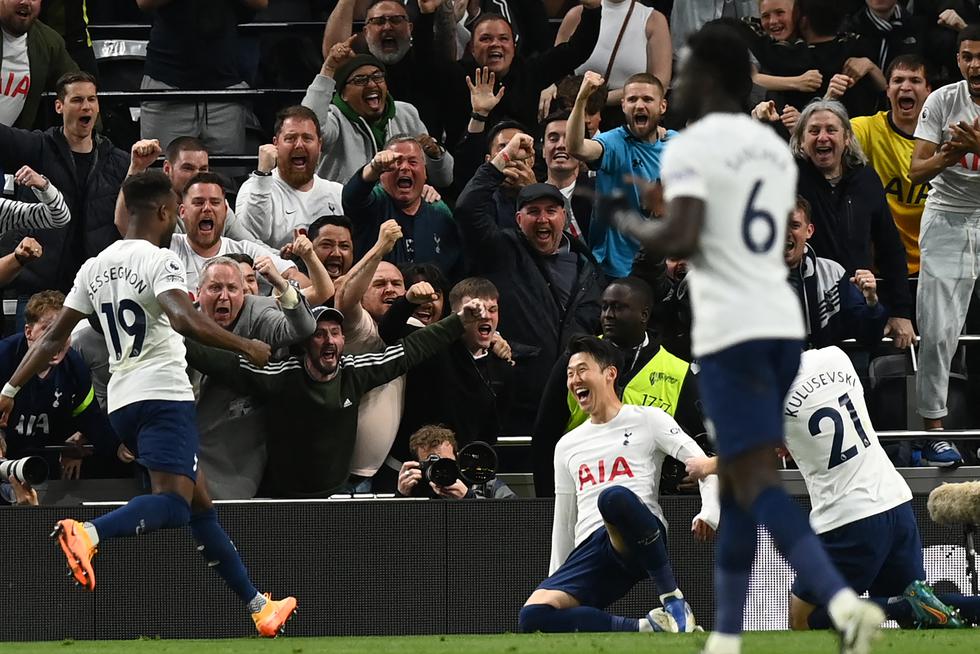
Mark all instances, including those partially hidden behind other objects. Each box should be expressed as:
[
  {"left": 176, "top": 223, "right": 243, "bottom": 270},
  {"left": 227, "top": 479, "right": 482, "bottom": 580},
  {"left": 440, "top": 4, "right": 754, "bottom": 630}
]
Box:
[
  {"left": 551, "top": 404, "right": 719, "bottom": 573},
  {"left": 782, "top": 347, "right": 911, "bottom": 534}
]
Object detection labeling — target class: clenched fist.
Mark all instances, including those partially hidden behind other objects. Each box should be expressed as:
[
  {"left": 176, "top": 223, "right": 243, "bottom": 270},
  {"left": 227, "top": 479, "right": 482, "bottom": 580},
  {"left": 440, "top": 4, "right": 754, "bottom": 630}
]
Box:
[{"left": 258, "top": 144, "right": 278, "bottom": 174}]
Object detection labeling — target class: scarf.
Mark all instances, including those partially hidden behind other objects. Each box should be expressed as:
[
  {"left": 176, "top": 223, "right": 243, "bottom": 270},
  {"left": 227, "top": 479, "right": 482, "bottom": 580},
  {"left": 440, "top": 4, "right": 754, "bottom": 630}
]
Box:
[{"left": 865, "top": 4, "right": 904, "bottom": 69}]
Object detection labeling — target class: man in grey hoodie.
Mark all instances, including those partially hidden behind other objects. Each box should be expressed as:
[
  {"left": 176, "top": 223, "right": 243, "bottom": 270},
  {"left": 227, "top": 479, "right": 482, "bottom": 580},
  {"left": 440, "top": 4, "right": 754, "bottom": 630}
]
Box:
[{"left": 302, "top": 43, "right": 453, "bottom": 187}]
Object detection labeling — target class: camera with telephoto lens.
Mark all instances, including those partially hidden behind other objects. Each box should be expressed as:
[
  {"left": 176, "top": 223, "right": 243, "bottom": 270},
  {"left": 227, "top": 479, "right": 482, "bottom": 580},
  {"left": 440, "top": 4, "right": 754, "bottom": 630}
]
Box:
[
  {"left": 0, "top": 456, "right": 48, "bottom": 485},
  {"left": 413, "top": 441, "right": 499, "bottom": 498}
]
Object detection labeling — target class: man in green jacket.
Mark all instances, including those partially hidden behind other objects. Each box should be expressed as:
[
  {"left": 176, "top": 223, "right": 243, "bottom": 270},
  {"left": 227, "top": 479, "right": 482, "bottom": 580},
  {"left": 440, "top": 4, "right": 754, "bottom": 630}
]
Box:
[
  {"left": 185, "top": 298, "right": 489, "bottom": 498},
  {"left": 0, "top": 0, "right": 78, "bottom": 129}
]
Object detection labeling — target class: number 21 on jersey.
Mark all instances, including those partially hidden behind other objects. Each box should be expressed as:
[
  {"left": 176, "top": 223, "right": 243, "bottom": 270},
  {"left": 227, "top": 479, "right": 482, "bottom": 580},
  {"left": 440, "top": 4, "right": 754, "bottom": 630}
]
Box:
[
  {"left": 100, "top": 300, "right": 147, "bottom": 360},
  {"left": 808, "top": 392, "right": 872, "bottom": 470}
]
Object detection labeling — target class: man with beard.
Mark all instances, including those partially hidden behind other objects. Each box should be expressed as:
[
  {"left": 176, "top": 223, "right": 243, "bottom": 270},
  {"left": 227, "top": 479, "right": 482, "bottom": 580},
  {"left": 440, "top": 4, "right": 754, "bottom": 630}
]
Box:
[
  {"left": 236, "top": 106, "right": 344, "bottom": 250},
  {"left": 0, "top": 0, "right": 79, "bottom": 129},
  {"left": 184, "top": 295, "right": 491, "bottom": 498},
  {"left": 113, "top": 136, "right": 253, "bottom": 241},
  {"left": 851, "top": 55, "right": 932, "bottom": 275},
  {"left": 533, "top": 276, "right": 703, "bottom": 498},
  {"left": 343, "top": 138, "right": 463, "bottom": 281},
  {"left": 169, "top": 172, "right": 306, "bottom": 296},
  {"left": 193, "top": 256, "right": 315, "bottom": 500},
  {"left": 568, "top": 71, "right": 676, "bottom": 279},
  {"left": 320, "top": 0, "right": 456, "bottom": 136},
  {"left": 302, "top": 43, "right": 453, "bottom": 187},
  {"left": 307, "top": 214, "right": 354, "bottom": 282},
  {"left": 909, "top": 25, "right": 980, "bottom": 450},
  {"left": 0, "top": 71, "right": 128, "bottom": 319},
  {"left": 457, "top": 132, "right": 603, "bottom": 436}
]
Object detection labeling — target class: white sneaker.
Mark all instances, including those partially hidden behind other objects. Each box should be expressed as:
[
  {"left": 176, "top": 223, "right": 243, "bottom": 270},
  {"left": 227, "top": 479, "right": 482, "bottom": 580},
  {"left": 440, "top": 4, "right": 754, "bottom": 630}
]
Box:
[
  {"left": 837, "top": 600, "right": 885, "bottom": 654},
  {"left": 701, "top": 632, "right": 741, "bottom": 654}
]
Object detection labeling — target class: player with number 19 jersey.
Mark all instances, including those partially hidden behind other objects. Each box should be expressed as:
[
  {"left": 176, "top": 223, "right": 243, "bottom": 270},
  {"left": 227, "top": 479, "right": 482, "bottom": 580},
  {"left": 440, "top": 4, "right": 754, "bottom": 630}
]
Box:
[
  {"left": 660, "top": 113, "right": 804, "bottom": 358},
  {"left": 64, "top": 240, "right": 195, "bottom": 413}
]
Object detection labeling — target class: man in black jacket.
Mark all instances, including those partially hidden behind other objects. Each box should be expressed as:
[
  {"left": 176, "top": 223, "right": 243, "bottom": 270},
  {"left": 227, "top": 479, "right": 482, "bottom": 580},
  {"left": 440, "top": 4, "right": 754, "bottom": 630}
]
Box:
[
  {"left": 456, "top": 132, "right": 604, "bottom": 436},
  {"left": 0, "top": 72, "right": 127, "bottom": 309}
]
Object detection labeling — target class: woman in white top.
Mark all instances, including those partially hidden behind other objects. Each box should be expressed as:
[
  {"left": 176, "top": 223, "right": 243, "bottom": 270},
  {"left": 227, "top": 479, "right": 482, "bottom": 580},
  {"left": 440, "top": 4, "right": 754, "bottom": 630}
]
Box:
[{"left": 540, "top": 0, "right": 671, "bottom": 118}]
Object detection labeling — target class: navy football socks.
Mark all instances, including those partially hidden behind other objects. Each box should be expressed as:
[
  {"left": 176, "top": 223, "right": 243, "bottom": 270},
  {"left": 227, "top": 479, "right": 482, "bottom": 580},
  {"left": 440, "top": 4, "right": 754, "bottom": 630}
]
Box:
[{"left": 91, "top": 492, "right": 190, "bottom": 538}]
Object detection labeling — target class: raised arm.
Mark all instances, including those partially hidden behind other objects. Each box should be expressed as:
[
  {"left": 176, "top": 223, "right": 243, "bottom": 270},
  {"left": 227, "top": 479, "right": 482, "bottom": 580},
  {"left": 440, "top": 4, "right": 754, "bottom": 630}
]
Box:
[
  {"left": 321, "top": 0, "right": 356, "bottom": 59},
  {"left": 291, "top": 232, "right": 334, "bottom": 305},
  {"left": 0, "top": 237, "right": 42, "bottom": 286},
  {"left": 235, "top": 145, "right": 280, "bottom": 246},
  {"left": 568, "top": 72, "right": 605, "bottom": 164},
  {"left": 334, "top": 219, "right": 403, "bottom": 321},
  {"left": 1, "top": 167, "right": 71, "bottom": 231},
  {"left": 114, "top": 139, "right": 163, "bottom": 236}
]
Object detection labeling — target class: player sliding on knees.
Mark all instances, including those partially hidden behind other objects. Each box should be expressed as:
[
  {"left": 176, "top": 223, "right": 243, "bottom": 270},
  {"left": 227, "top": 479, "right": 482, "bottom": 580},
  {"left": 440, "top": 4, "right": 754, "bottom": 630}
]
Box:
[
  {"left": 520, "top": 336, "right": 718, "bottom": 634},
  {"left": 0, "top": 171, "right": 296, "bottom": 637},
  {"left": 609, "top": 23, "right": 886, "bottom": 654}
]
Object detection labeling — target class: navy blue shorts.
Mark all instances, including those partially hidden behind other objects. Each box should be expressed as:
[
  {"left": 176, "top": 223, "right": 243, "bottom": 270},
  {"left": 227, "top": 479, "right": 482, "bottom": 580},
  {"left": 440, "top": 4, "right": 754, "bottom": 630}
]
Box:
[
  {"left": 536, "top": 522, "right": 664, "bottom": 609},
  {"left": 792, "top": 502, "right": 924, "bottom": 604},
  {"left": 110, "top": 400, "right": 200, "bottom": 481},
  {"left": 697, "top": 339, "right": 802, "bottom": 459}
]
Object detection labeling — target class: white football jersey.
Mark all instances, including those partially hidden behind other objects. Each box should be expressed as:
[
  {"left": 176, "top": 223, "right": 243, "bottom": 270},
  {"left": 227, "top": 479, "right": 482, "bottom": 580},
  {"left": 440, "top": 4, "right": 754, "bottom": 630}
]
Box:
[
  {"left": 782, "top": 347, "right": 911, "bottom": 534},
  {"left": 661, "top": 113, "right": 804, "bottom": 357},
  {"left": 554, "top": 404, "right": 718, "bottom": 550},
  {"left": 64, "top": 239, "right": 196, "bottom": 413}
]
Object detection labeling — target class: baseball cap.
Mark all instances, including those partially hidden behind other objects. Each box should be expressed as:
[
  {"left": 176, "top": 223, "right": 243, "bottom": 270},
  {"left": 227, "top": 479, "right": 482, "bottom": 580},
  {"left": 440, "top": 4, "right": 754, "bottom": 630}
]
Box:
[
  {"left": 312, "top": 306, "right": 345, "bottom": 325},
  {"left": 517, "top": 183, "right": 565, "bottom": 210}
]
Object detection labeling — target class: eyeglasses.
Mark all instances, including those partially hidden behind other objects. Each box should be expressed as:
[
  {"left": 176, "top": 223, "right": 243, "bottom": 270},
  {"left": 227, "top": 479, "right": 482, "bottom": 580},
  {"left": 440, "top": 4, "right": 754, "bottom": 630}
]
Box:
[
  {"left": 365, "top": 15, "right": 408, "bottom": 27},
  {"left": 347, "top": 71, "right": 387, "bottom": 86}
]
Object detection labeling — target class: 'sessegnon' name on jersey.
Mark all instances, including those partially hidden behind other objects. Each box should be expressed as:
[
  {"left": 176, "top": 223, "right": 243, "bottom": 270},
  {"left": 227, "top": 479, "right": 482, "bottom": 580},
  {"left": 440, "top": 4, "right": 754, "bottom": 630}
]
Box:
[
  {"left": 661, "top": 113, "right": 804, "bottom": 357},
  {"left": 782, "top": 347, "right": 911, "bottom": 534},
  {"left": 64, "top": 240, "right": 196, "bottom": 412}
]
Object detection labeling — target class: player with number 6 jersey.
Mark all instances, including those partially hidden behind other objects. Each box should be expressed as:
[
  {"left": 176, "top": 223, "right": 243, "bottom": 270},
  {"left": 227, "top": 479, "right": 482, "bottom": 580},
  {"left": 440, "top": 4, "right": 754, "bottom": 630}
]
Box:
[
  {"left": 0, "top": 171, "right": 296, "bottom": 638},
  {"left": 611, "top": 24, "right": 884, "bottom": 654}
]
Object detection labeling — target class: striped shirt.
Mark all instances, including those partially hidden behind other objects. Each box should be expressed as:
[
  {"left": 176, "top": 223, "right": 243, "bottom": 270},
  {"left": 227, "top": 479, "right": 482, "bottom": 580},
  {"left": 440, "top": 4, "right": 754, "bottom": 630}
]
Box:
[{"left": 0, "top": 182, "right": 71, "bottom": 233}]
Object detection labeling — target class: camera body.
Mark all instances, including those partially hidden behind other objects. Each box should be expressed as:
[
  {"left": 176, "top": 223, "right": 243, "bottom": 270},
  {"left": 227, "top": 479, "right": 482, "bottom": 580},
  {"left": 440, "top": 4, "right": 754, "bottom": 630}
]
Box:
[
  {"left": 411, "top": 441, "right": 499, "bottom": 498},
  {"left": 0, "top": 456, "right": 48, "bottom": 485}
]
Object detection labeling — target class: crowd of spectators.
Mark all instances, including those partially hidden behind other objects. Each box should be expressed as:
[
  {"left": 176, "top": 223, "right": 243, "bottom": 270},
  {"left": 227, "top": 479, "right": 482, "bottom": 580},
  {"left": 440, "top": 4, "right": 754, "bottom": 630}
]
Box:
[{"left": 1, "top": 0, "right": 979, "bottom": 504}]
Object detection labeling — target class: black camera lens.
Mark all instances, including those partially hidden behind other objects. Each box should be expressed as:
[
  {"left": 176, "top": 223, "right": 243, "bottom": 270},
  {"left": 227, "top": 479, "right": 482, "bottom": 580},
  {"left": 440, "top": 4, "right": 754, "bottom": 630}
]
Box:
[
  {"left": 426, "top": 458, "right": 459, "bottom": 487},
  {"left": 458, "top": 441, "right": 498, "bottom": 485}
]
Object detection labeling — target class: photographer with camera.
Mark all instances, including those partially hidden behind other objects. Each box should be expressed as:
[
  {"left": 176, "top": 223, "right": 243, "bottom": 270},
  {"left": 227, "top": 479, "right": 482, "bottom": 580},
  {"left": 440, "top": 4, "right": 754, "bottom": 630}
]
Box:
[
  {"left": 0, "top": 291, "right": 116, "bottom": 481},
  {"left": 0, "top": 431, "right": 39, "bottom": 506},
  {"left": 396, "top": 425, "right": 515, "bottom": 500}
]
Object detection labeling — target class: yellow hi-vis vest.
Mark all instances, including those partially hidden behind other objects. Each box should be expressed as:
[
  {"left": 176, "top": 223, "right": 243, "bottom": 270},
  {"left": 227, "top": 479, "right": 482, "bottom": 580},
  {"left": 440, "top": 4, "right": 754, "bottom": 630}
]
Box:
[{"left": 565, "top": 345, "right": 689, "bottom": 433}]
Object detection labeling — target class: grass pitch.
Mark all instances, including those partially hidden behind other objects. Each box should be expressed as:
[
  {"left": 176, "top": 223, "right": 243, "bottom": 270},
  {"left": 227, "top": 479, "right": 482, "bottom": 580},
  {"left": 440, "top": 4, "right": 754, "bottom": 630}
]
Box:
[{"left": 8, "top": 631, "right": 977, "bottom": 654}]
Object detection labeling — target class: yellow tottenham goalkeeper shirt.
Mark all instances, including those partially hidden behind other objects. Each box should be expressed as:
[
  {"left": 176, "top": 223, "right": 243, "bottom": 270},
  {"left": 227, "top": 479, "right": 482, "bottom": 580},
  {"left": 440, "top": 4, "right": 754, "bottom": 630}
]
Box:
[{"left": 851, "top": 111, "right": 928, "bottom": 274}]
